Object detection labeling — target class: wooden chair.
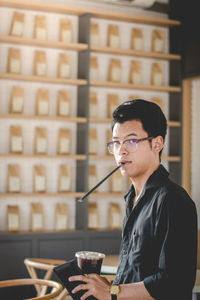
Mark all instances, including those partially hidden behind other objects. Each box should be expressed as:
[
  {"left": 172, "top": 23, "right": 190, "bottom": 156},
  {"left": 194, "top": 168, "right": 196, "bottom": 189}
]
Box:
[
  {"left": 24, "top": 258, "right": 68, "bottom": 300},
  {"left": 0, "top": 278, "right": 63, "bottom": 300}
]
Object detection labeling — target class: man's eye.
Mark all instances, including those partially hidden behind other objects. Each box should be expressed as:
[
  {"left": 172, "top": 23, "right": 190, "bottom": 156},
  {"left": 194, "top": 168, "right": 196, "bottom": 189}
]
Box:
[{"left": 113, "top": 141, "right": 120, "bottom": 146}]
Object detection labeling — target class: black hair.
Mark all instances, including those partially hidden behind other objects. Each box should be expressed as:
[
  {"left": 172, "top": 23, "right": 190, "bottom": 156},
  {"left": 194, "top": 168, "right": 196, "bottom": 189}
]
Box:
[{"left": 111, "top": 99, "right": 167, "bottom": 158}]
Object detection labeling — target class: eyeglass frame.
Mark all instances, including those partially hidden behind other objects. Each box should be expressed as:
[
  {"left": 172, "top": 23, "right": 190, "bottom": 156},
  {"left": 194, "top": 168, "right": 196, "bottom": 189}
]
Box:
[{"left": 107, "top": 136, "right": 154, "bottom": 154}]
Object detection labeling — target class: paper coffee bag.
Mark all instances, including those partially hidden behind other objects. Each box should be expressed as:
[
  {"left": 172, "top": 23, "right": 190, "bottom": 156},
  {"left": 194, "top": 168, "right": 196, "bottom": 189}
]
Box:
[
  {"left": 89, "top": 92, "right": 98, "bottom": 118},
  {"left": 34, "top": 127, "right": 47, "bottom": 154},
  {"left": 88, "top": 165, "right": 97, "bottom": 191},
  {"left": 55, "top": 203, "right": 68, "bottom": 231},
  {"left": 129, "top": 60, "right": 142, "bottom": 85},
  {"left": 57, "top": 90, "right": 70, "bottom": 116},
  {"left": 59, "top": 19, "right": 73, "bottom": 43},
  {"left": 152, "top": 29, "right": 165, "bottom": 53},
  {"left": 10, "top": 86, "right": 24, "bottom": 114},
  {"left": 31, "top": 203, "right": 44, "bottom": 231},
  {"left": 107, "top": 25, "right": 120, "bottom": 48},
  {"left": 90, "top": 23, "right": 100, "bottom": 46},
  {"left": 88, "top": 202, "right": 99, "bottom": 229},
  {"left": 151, "top": 63, "right": 163, "bottom": 86},
  {"left": 109, "top": 202, "right": 121, "bottom": 230},
  {"left": 7, "top": 205, "right": 20, "bottom": 231},
  {"left": 57, "top": 128, "right": 71, "bottom": 154},
  {"left": 9, "top": 11, "right": 25, "bottom": 37},
  {"left": 7, "top": 48, "right": 21, "bottom": 73},
  {"left": 151, "top": 97, "right": 163, "bottom": 110},
  {"left": 34, "top": 50, "right": 47, "bottom": 76},
  {"left": 58, "top": 53, "right": 70, "bottom": 78},
  {"left": 33, "top": 165, "right": 46, "bottom": 193},
  {"left": 34, "top": 15, "right": 47, "bottom": 40},
  {"left": 7, "top": 164, "right": 21, "bottom": 193},
  {"left": 10, "top": 125, "right": 23, "bottom": 153},
  {"left": 36, "top": 89, "right": 49, "bottom": 115},
  {"left": 110, "top": 169, "right": 123, "bottom": 192},
  {"left": 108, "top": 59, "right": 121, "bottom": 82},
  {"left": 90, "top": 56, "right": 99, "bottom": 81},
  {"left": 107, "top": 94, "right": 119, "bottom": 118},
  {"left": 89, "top": 128, "right": 98, "bottom": 154},
  {"left": 58, "top": 165, "right": 71, "bottom": 192},
  {"left": 131, "top": 28, "right": 143, "bottom": 51}
]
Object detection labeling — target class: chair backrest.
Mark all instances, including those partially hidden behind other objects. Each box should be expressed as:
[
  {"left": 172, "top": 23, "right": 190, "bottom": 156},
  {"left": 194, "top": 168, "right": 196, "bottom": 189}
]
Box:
[
  {"left": 24, "top": 258, "right": 67, "bottom": 300},
  {"left": 0, "top": 278, "right": 62, "bottom": 300}
]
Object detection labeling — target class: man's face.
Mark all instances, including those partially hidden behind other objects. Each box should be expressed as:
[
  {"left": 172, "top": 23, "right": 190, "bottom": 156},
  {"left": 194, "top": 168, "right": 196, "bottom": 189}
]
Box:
[{"left": 112, "top": 120, "right": 160, "bottom": 181}]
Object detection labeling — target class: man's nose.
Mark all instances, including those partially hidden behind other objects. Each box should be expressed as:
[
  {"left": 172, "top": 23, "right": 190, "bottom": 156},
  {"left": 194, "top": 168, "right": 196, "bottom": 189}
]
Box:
[{"left": 118, "top": 141, "right": 128, "bottom": 155}]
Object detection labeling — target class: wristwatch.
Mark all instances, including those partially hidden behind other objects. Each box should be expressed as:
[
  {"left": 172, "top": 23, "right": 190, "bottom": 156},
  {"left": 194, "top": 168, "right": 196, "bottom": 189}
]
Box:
[{"left": 110, "top": 284, "right": 120, "bottom": 300}]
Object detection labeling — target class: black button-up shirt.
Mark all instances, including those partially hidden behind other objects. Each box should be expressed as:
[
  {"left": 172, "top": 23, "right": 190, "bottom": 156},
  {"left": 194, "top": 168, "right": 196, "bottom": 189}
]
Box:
[{"left": 113, "top": 165, "right": 197, "bottom": 300}]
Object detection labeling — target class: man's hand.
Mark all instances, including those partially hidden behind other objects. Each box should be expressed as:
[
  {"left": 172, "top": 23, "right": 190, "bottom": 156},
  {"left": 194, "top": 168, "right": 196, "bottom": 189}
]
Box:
[{"left": 69, "top": 273, "right": 111, "bottom": 300}]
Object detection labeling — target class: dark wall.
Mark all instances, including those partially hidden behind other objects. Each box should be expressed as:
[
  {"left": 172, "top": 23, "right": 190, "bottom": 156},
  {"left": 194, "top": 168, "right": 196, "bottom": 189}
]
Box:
[{"left": 170, "top": 0, "right": 200, "bottom": 78}]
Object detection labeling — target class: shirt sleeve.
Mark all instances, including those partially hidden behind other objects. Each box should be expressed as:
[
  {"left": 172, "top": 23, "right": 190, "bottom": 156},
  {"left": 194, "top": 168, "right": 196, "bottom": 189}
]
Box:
[{"left": 143, "top": 190, "right": 198, "bottom": 300}]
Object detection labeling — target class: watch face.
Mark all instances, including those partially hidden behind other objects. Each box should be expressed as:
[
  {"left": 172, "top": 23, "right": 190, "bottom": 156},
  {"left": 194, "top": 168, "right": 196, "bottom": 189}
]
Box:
[{"left": 110, "top": 285, "right": 120, "bottom": 295}]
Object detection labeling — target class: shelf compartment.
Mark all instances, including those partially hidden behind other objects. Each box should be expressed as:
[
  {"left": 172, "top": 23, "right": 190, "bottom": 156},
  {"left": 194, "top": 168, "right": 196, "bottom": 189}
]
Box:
[
  {"left": 0, "top": 114, "right": 87, "bottom": 123},
  {"left": 0, "top": 0, "right": 180, "bottom": 27},
  {"left": 89, "top": 118, "right": 181, "bottom": 127},
  {"left": 0, "top": 73, "right": 87, "bottom": 86},
  {"left": 0, "top": 154, "right": 86, "bottom": 160},
  {"left": 89, "top": 155, "right": 181, "bottom": 162},
  {"left": 90, "top": 80, "right": 181, "bottom": 93},
  {"left": 0, "top": 192, "right": 84, "bottom": 198},
  {"left": 0, "top": 35, "right": 88, "bottom": 51},
  {"left": 91, "top": 46, "right": 181, "bottom": 61}
]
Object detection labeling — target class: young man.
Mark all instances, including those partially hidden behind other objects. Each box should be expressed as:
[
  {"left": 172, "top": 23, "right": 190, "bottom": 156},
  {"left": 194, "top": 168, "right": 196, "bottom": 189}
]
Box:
[{"left": 69, "top": 99, "right": 198, "bottom": 300}]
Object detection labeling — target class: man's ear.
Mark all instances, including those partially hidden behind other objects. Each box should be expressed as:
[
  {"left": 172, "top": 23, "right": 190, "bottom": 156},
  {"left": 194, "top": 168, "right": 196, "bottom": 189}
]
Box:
[{"left": 152, "top": 136, "right": 164, "bottom": 153}]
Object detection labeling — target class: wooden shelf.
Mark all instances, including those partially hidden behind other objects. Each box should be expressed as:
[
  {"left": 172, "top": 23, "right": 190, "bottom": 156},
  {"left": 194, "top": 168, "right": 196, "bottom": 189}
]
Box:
[
  {"left": 0, "top": 0, "right": 180, "bottom": 27},
  {"left": 0, "top": 35, "right": 88, "bottom": 51},
  {"left": 88, "top": 192, "right": 124, "bottom": 198},
  {"left": 0, "top": 154, "right": 86, "bottom": 160},
  {"left": 0, "top": 114, "right": 86, "bottom": 123},
  {"left": 91, "top": 46, "right": 181, "bottom": 61},
  {"left": 90, "top": 80, "right": 181, "bottom": 93},
  {"left": 89, "top": 118, "right": 181, "bottom": 127},
  {"left": 0, "top": 73, "right": 87, "bottom": 86},
  {"left": 0, "top": 192, "right": 84, "bottom": 198},
  {"left": 89, "top": 155, "right": 181, "bottom": 162}
]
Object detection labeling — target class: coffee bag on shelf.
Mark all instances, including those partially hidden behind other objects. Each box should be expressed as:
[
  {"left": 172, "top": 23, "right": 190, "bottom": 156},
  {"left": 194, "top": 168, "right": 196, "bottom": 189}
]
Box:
[
  {"left": 107, "top": 94, "right": 119, "bottom": 118},
  {"left": 33, "top": 165, "right": 46, "bottom": 193},
  {"left": 90, "top": 56, "right": 99, "bottom": 81},
  {"left": 151, "top": 97, "right": 163, "bottom": 110},
  {"left": 110, "top": 168, "right": 123, "bottom": 193},
  {"left": 131, "top": 28, "right": 143, "bottom": 51},
  {"left": 34, "top": 127, "right": 47, "bottom": 154},
  {"left": 57, "top": 128, "right": 71, "bottom": 154},
  {"left": 129, "top": 95, "right": 139, "bottom": 100},
  {"left": 10, "top": 86, "right": 24, "bottom": 114},
  {"left": 89, "top": 128, "right": 98, "bottom": 154},
  {"left": 88, "top": 202, "right": 99, "bottom": 230},
  {"left": 34, "top": 50, "right": 47, "bottom": 76},
  {"left": 36, "top": 89, "right": 49, "bottom": 115},
  {"left": 31, "top": 203, "right": 44, "bottom": 231},
  {"left": 58, "top": 165, "right": 71, "bottom": 192},
  {"left": 9, "top": 11, "right": 25, "bottom": 37},
  {"left": 59, "top": 19, "right": 73, "bottom": 43},
  {"left": 109, "top": 202, "right": 121, "bottom": 230},
  {"left": 57, "top": 90, "right": 70, "bottom": 116},
  {"left": 89, "top": 92, "right": 98, "bottom": 118},
  {"left": 129, "top": 60, "right": 142, "bottom": 85},
  {"left": 55, "top": 203, "right": 68, "bottom": 231},
  {"left": 151, "top": 62, "right": 163, "bottom": 86},
  {"left": 7, "top": 164, "right": 21, "bottom": 193},
  {"left": 7, "top": 205, "right": 20, "bottom": 231},
  {"left": 88, "top": 165, "right": 97, "bottom": 191},
  {"left": 90, "top": 23, "right": 100, "bottom": 46},
  {"left": 108, "top": 58, "right": 121, "bottom": 82},
  {"left": 57, "top": 53, "right": 71, "bottom": 78},
  {"left": 107, "top": 24, "right": 120, "bottom": 48},
  {"left": 10, "top": 125, "right": 23, "bottom": 153},
  {"left": 152, "top": 29, "right": 165, "bottom": 53},
  {"left": 7, "top": 48, "right": 21, "bottom": 73},
  {"left": 34, "top": 15, "right": 47, "bottom": 40}
]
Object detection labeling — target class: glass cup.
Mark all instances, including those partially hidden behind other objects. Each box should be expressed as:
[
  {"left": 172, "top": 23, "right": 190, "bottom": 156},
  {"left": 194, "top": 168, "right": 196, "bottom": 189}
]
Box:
[{"left": 75, "top": 251, "right": 105, "bottom": 274}]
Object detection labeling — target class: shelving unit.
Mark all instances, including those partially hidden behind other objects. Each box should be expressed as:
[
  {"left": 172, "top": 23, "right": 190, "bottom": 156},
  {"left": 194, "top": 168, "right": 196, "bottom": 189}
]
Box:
[{"left": 0, "top": 0, "right": 182, "bottom": 285}]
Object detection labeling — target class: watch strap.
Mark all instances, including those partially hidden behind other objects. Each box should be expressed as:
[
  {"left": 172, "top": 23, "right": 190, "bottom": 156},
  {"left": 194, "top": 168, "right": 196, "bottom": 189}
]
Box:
[{"left": 111, "top": 295, "right": 117, "bottom": 300}]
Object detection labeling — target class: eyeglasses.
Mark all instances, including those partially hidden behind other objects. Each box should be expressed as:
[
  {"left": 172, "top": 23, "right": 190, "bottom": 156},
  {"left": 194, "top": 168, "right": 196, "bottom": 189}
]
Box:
[{"left": 107, "top": 137, "right": 153, "bottom": 154}]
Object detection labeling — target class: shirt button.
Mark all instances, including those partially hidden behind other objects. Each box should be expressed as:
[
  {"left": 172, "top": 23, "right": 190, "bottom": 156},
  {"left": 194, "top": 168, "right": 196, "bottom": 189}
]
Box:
[{"left": 123, "top": 249, "right": 127, "bottom": 255}]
